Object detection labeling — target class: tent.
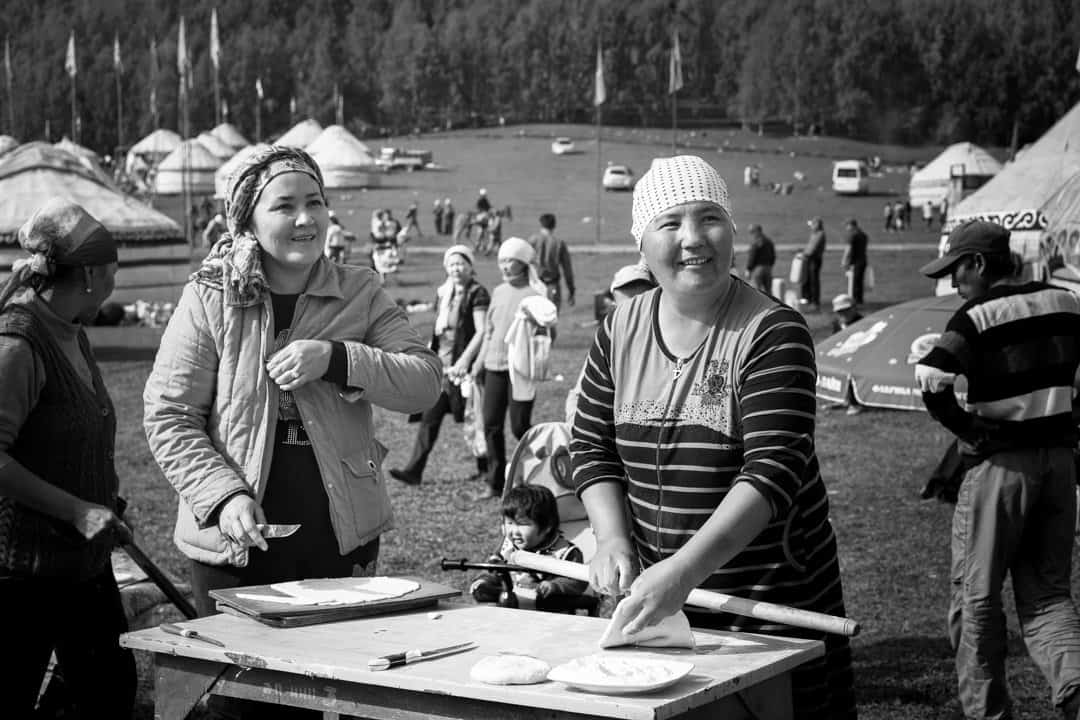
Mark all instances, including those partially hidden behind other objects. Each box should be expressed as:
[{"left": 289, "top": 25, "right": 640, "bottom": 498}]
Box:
[
  {"left": 943, "top": 100, "right": 1080, "bottom": 286},
  {"left": 126, "top": 128, "right": 183, "bottom": 179},
  {"left": 209, "top": 122, "right": 249, "bottom": 150},
  {"left": 908, "top": 142, "right": 1001, "bottom": 211},
  {"left": 153, "top": 139, "right": 223, "bottom": 195},
  {"left": 305, "top": 125, "right": 382, "bottom": 189},
  {"left": 1039, "top": 171, "right": 1080, "bottom": 292},
  {"left": 196, "top": 132, "right": 236, "bottom": 160},
  {"left": 0, "top": 142, "right": 187, "bottom": 303},
  {"left": 214, "top": 143, "right": 270, "bottom": 198},
  {"left": 0, "top": 135, "right": 17, "bottom": 156},
  {"left": 274, "top": 118, "right": 322, "bottom": 148}
]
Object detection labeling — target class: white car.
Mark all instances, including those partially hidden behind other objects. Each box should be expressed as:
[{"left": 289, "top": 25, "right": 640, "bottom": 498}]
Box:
[
  {"left": 551, "top": 137, "right": 575, "bottom": 155},
  {"left": 602, "top": 164, "right": 635, "bottom": 191}
]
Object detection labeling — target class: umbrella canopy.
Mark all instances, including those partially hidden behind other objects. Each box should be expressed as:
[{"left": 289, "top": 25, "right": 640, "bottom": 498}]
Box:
[
  {"left": 274, "top": 118, "right": 322, "bottom": 148},
  {"left": 815, "top": 294, "right": 965, "bottom": 411},
  {"left": 209, "top": 122, "right": 249, "bottom": 150}
]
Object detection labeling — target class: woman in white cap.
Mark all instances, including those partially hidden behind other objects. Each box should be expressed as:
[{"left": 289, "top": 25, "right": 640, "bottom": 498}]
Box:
[
  {"left": 390, "top": 245, "right": 490, "bottom": 486},
  {"left": 571, "top": 156, "right": 856, "bottom": 719},
  {"left": 0, "top": 199, "right": 135, "bottom": 716},
  {"left": 470, "top": 236, "right": 550, "bottom": 500}
]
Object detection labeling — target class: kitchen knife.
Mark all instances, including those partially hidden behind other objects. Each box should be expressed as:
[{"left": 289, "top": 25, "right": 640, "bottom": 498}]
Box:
[
  {"left": 257, "top": 523, "right": 301, "bottom": 539},
  {"left": 367, "top": 641, "right": 477, "bottom": 671}
]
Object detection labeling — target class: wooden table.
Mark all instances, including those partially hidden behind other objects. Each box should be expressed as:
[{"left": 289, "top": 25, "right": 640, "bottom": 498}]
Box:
[{"left": 121, "top": 604, "right": 823, "bottom": 720}]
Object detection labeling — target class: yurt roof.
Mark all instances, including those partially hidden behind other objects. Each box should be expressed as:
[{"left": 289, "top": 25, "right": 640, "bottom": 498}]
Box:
[
  {"left": 209, "top": 122, "right": 249, "bottom": 150},
  {"left": 129, "top": 128, "right": 182, "bottom": 156},
  {"left": 306, "top": 125, "right": 376, "bottom": 167},
  {"left": 0, "top": 142, "right": 182, "bottom": 244},
  {"left": 910, "top": 142, "right": 1002, "bottom": 188},
  {"left": 0, "top": 135, "right": 17, "bottom": 155},
  {"left": 158, "top": 139, "right": 225, "bottom": 172},
  {"left": 274, "top": 118, "right": 323, "bottom": 148}
]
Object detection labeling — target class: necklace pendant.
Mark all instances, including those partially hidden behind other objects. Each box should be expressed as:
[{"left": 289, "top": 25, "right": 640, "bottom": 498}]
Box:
[{"left": 673, "top": 359, "right": 684, "bottom": 380}]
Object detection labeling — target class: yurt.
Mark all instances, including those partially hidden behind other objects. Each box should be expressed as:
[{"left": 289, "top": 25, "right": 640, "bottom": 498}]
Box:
[
  {"left": 214, "top": 143, "right": 269, "bottom": 198},
  {"left": 209, "top": 122, "right": 249, "bottom": 151},
  {"left": 196, "top": 132, "right": 236, "bottom": 161},
  {"left": 908, "top": 142, "right": 1001, "bottom": 211},
  {"left": 0, "top": 142, "right": 186, "bottom": 302},
  {"left": 154, "top": 139, "right": 223, "bottom": 195},
  {"left": 305, "top": 125, "right": 382, "bottom": 189},
  {"left": 275, "top": 118, "right": 322, "bottom": 148},
  {"left": 128, "top": 128, "right": 181, "bottom": 165},
  {"left": 0, "top": 135, "right": 18, "bottom": 156}
]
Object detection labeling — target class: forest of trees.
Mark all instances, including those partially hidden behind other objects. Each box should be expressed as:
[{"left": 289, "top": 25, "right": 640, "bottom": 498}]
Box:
[{"left": 2, "top": 0, "right": 1079, "bottom": 155}]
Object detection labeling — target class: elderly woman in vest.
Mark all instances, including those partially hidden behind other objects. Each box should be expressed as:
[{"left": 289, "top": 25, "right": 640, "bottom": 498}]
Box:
[
  {"left": 571, "top": 156, "right": 856, "bottom": 719},
  {"left": 0, "top": 200, "right": 134, "bottom": 716},
  {"left": 144, "top": 147, "right": 440, "bottom": 715}
]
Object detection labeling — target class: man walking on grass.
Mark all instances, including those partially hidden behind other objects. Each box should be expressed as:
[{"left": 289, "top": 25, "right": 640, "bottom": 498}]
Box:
[
  {"left": 527, "top": 213, "right": 575, "bottom": 311},
  {"left": 915, "top": 219, "right": 1080, "bottom": 720}
]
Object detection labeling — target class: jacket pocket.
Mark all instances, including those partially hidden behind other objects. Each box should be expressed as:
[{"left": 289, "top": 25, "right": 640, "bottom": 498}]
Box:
[{"left": 339, "top": 446, "right": 394, "bottom": 546}]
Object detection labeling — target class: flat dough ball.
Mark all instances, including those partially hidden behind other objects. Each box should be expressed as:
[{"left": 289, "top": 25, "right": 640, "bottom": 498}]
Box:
[{"left": 470, "top": 654, "right": 551, "bottom": 685}]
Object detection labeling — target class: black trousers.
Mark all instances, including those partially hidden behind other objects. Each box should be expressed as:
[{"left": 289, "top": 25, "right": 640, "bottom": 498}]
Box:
[
  {"left": 847, "top": 262, "right": 867, "bottom": 305},
  {"left": 403, "top": 389, "right": 487, "bottom": 480},
  {"left": 481, "top": 369, "right": 534, "bottom": 493},
  {"left": 801, "top": 255, "right": 822, "bottom": 307},
  {"left": 0, "top": 567, "right": 136, "bottom": 717}
]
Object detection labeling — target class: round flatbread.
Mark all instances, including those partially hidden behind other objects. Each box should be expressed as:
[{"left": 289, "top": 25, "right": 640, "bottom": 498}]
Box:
[{"left": 470, "top": 654, "right": 551, "bottom": 685}]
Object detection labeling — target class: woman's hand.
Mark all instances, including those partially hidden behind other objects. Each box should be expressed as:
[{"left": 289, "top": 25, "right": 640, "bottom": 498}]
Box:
[
  {"left": 267, "top": 339, "right": 332, "bottom": 392},
  {"left": 70, "top": 501, "right": 133, "bottom": 545},
  {"left": 448, "top": 359, "right": 471, "bottom": 383},
  {"left": 588, "top": 536, "right": 639, "bottom": 597},
  {"left": 217, "top": 494, "right": 268, "bottom": 551},
  {"left": 616, "top": 559, "right": 695, "bottom": 636}
]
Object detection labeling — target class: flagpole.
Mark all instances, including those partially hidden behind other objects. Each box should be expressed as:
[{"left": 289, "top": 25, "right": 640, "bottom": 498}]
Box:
[
  {"left": 4, "top": 37, "right": 13, "bottom": 136},
  {"left": 595, "top": 47, "right": 603, "bottom": 246},
  {"left": 70, "top": 72, "right": 77, "bottom": 143},
  {"left": 671, "top": 92, "right": 677, "bottom": 155},
  {"left": 115, "top": 37, "right": 123, "bottom": 150},
  {"left": 211, "top": 9, "right": 221, "bottom": 125}
]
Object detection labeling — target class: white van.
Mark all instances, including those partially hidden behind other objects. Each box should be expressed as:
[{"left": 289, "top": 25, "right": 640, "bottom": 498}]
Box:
[{"left": 832, "top": 160, "right": 870, "bottom": 195}]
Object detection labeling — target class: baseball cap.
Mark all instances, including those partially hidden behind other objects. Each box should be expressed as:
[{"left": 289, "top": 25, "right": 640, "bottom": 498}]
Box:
[
  {"left": 919, "top": 220, "right": 1011, "bottom": 278},
  {"left": 610, "top": 263, "right": 655, "bottom": 293}
]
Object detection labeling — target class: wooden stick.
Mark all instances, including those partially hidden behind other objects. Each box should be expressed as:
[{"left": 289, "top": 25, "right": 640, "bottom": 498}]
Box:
[{"left": 509, "top": 549, "right": 860, "bottom": 637}]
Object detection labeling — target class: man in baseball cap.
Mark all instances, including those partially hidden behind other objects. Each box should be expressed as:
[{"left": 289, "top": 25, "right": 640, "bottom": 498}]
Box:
[{"left": 919, "top": 220, "right": 1012, "bottom": 298}]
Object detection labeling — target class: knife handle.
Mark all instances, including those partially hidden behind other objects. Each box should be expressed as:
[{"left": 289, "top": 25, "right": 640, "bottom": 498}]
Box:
[{"left": 368, "top": 649, "right": 422, "bottom": 670}]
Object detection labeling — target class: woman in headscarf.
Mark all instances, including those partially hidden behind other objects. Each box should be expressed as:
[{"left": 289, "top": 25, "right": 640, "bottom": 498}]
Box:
[
  {"left": 389, "top": 245, "right": 490, "bottom": 486},
  {"left": 470, "top": 236, "right": 550, "bottom": 500},
  {"left": 143, "top": 147, "right": 441, "bottom": 716},
  {"left": 571, "top": 156, "right": 856, "bottom": 719},
  {"left": 0, "top": 200, "right": 135, "bottom": 716}
]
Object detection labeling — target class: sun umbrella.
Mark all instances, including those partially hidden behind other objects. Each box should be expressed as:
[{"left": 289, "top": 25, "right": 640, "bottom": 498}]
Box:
[{"left": 815, "top": 294, "right": 965, "bottom": 411}]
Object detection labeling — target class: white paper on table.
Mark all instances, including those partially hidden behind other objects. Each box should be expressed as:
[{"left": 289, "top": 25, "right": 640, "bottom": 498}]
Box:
[{"left": 266, "top": 577, "right": 421, "bottom": 605}]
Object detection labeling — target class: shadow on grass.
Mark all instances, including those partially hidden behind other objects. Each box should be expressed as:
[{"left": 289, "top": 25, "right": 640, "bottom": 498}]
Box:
[{"left": 855, "top": 635, "right": 955, "bottom": 707}]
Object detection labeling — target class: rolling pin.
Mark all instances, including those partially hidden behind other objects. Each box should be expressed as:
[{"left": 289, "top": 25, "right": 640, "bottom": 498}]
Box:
[{"left": 508, "top": 549, "right": 860, "bottom": 637}]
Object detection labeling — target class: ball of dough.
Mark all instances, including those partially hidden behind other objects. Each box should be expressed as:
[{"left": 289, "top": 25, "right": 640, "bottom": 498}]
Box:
[{"left": 470, "top": 654, "right": 551, "bottom": 685}]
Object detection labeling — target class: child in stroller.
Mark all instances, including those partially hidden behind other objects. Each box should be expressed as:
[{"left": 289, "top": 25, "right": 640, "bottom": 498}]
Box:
[{"left": 470, "top": 483, "right": 592, "bottom": 614}]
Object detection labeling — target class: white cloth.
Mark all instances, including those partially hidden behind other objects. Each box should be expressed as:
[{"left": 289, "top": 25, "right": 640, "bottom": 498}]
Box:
[
  {"left": 631, "top": 155, "right": 735, "bottom": 246},
  {"left": 505, "top": 295, "right": 557, "bottom": 401}
]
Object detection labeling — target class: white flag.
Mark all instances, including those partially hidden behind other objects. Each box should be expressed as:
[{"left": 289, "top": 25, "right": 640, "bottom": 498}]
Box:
[
  {"left": 177, "top": 17, "right": 191, "bottom": 93},
  {"left": 113, "top": 33, "right": 122, "bottom": 72},
  {"left": 594, "top": 45, "right": 606, "bottom": 106},
  {"left": 210, "top": 8, "right": 221, "bottom": 71},
  {"left": 64, "top": 31, "right": 76, "bottom": 78},
  {"left": 255, "top": 76, "right": 264, "bottom": 100},
  {"left": 668, "top": 30, "right": 683, "bottom": 95}
]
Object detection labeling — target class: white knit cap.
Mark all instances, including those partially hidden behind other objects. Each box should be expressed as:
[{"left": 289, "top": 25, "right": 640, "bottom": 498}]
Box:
[{"left": 630, "top": 155, "right": 735, "bottom": 246}]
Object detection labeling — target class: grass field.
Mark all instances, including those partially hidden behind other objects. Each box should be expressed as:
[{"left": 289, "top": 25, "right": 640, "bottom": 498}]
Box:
[{"left": 106, "top": 128, "right": 1073, "bottom": 719}]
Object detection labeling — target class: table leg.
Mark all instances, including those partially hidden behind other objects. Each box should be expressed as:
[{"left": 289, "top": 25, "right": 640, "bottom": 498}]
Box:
[
  {"left": 674, "top": 673, "right": 792, "bottom": 720},
  {"left": 154, "top": 653, "right": 230, "bottom": 720}
]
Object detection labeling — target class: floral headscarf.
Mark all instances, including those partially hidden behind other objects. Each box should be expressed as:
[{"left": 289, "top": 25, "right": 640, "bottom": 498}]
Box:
[{"left": 190, "top": 146, "right": 325, "bottom": 306}]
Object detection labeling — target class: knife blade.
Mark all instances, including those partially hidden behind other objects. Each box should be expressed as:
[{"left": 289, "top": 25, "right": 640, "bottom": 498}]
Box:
[
  {"left": 257, "top": 523, "right": 301, "bottom": 539},
  {"left": 367, "top": 641, "right": 477, "bottom": 671}
]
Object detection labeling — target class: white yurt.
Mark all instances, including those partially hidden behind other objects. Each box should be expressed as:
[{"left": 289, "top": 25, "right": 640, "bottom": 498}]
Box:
[
  {"left": 908, "top": 142, "right": 1001, "bottom": 211},
  {"left": 213, "top": 143, "right": 270, "bottom": 198},
  {"left": 0, "top": 135, "right": 17, "bottom": 156},
  {"left": 153, "top": 139, "right": 223, "bottom": 195},
  {"left": 209, "top": 122, "right": 249, "bottom": 151},
  {"left": 305, "top": 125, "right": 382, "bottom": 189},
  {"left": 126, "top": 128, "right": 183, "bottom": 180},
  {"left": 196, "top": 132, "right": 236, "bottom": 161},
  {"left": 0, "top": 142, "right": 186, "bottom": 302},
  {"left": 274, "top": 118, "right": 323, "bottom": 149}
]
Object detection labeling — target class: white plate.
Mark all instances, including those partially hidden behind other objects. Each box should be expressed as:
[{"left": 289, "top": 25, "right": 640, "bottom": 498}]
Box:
[{"left": 547, "top": 654, "right": 694, "bottom": 695}]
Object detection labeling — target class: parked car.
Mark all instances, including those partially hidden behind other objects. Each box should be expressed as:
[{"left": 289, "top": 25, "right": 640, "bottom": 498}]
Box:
[
  {"left": 832, "top": 160, "right": 870, "bottom": 195},
  {"left": 602, "top": 164, "right": 635, "bottom": 191},
  {"left": 551, "top": 137, "right": 575, "bottom": 155}
]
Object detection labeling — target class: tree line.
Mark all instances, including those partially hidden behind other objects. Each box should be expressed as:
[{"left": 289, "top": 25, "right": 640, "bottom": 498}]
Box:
[{"left": 2, "top": 0, "right": 1078, "bottom": 156}]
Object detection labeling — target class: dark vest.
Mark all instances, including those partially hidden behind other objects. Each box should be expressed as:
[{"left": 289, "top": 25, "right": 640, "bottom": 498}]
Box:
[{"left": 0, "top": 303, "right": 118, "bottom": 580}]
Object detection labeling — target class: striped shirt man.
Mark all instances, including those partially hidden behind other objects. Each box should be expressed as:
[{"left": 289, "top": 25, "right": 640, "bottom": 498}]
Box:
[
  {"left": 571, "top": 281, "right": 854, "bottom": 718},
  {"left": 915, "top": 282, "right": 1080, "bottom": 454}
]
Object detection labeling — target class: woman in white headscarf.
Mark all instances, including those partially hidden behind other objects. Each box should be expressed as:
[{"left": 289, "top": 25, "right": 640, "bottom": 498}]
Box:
[
  {"left": 571, "top": 156, "right": 856, "bottom": 719},
  {"left": 470, "top": 237, "right": 549, "bottom": 500}
]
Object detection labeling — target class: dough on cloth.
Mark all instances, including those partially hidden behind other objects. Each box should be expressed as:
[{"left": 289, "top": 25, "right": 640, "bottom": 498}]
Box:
[
  {"left": 599, "top": 602, "right": 695, "bottom": 649},
  {"left": 470, "top": 654, "right": 551, "bottom": 685}
]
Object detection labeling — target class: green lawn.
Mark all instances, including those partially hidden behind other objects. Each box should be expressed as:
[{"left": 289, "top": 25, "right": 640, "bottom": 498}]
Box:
[{"left": 106, "top": 127, "right": 1072, "bottom": 718}]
